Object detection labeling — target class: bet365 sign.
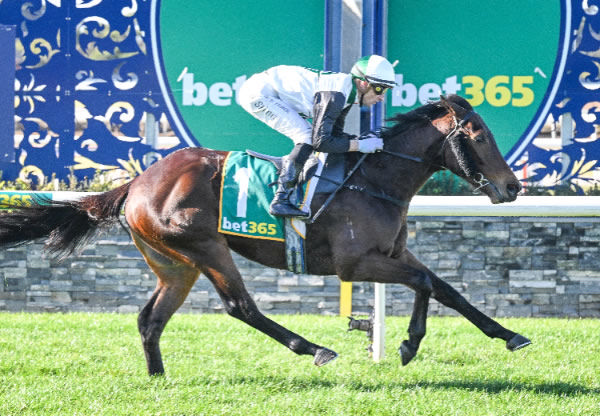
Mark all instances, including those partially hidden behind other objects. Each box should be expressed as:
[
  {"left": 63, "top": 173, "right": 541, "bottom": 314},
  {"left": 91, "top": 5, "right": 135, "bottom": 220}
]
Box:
[
  {"left": 392, "top": 75, "right": 537, "bottom": 109},
  {"left": 387, "top": 0, "right": 565, "bottom": 161},
  {"left": 157, "top": 1, "right": 323, "bottom": 156},
  {"left": 158, "top": 0, "right": 566, "bottom": 162}
]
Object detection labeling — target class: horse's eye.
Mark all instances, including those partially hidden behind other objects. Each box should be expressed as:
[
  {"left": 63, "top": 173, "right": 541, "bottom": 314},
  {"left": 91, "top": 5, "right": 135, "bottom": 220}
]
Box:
[{"left": 475, "top": 135, "right": 485, "bottom": 143}]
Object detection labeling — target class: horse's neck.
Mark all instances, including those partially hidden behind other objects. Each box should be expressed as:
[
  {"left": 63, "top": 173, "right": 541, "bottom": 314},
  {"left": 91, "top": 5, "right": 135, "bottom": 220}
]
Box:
[
  {"left": 360, "top": 133, "right": 443, "bottom": 201},
  {"left": 355, "top": 154, "right": 432, "bottom": 204}
]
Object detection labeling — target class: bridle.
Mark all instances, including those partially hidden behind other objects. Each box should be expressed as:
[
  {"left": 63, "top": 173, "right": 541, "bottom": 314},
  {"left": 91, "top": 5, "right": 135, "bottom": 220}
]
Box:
[
  {"left": 435, "top": 109, "right": 475, "bottom": 169},
  {"left": 380, "top": 108, "right": 492, "bottom": 194}
]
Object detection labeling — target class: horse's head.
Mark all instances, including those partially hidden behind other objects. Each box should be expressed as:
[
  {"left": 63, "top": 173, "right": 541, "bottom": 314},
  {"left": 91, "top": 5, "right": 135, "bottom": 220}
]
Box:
[{"left": 433, "top": 95, "right": 521, "bottom": 203}]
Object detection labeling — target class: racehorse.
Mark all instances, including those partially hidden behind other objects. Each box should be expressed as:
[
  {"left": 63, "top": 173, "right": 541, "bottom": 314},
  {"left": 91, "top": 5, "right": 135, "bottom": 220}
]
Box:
[{"left": 0, "top": 95, "right": 530, "bottom": 376}]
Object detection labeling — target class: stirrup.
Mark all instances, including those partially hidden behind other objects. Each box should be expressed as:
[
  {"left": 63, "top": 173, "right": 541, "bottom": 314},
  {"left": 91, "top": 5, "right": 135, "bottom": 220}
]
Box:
[{"left": 269, "top": 200, "right": 309, "bottom": 218}]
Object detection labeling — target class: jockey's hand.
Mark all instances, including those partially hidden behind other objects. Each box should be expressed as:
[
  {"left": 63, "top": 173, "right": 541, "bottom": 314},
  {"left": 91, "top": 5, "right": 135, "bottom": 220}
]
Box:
[{"left": 357, "top": 133, "right": 383, "bottom": 153}]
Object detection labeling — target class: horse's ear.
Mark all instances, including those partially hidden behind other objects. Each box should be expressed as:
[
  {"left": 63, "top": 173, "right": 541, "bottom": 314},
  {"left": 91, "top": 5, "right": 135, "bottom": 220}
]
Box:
[
  {"left": 431, "top": 95, "right": 457, "bottom": 135},
  {"left": 439, "top": 95, "right": 456, "bottom": 116}
]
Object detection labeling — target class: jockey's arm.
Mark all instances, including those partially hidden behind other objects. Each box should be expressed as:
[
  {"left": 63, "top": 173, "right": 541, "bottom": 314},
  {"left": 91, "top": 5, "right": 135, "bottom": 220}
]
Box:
[{"left": 311, "top": 91, "right": 356, "bottom": 153}]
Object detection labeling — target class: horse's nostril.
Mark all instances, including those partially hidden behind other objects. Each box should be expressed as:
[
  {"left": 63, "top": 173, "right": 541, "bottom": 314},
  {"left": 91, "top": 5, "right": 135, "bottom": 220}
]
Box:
[{"left": 507, "top": 182, "right": 522, "bottom": 197}]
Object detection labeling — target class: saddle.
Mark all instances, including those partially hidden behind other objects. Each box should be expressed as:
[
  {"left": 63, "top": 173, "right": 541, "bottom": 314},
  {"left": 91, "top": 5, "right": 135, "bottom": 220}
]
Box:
[
  {"left": 245, "top": 149, "right": 346, "bottom": 274},
  {"left": 246, "top": 149, "right": 345, "bottom": 196}
]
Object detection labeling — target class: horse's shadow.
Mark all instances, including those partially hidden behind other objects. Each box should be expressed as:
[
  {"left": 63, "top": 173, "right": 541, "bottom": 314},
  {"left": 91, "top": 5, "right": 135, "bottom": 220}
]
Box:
[
  {"left": 195, "top": 375, "right": 597, "bottom": 397},
  {"left": 347, "top": 379, "right": 598, "bottom": 397}
]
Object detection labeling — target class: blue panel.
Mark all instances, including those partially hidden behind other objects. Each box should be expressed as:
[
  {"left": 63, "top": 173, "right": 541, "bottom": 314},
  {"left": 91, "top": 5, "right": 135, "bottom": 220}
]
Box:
[
  {"left": 0, "top": 2, "right": 325, "bottom": 183},
  {"left": 508, "top": 2, "right": 600, "bottom": 192},
  {"left": 361, "top": 0, "right": 386, "bottom": 132},
  {"left": 324, "top": 0, "right": 342, "bottom": 71},
  {"left": 0, "top": 25, "right": 15, "bottom": 162},
  {"left": 0, "top": 1, "right": 185, "bottom": 183}
]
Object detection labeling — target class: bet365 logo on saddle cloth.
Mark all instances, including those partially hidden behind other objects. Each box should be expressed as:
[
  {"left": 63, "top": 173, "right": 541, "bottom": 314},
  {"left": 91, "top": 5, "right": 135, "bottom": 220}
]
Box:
[{"left": 218, "top": 151, "right": 285, "bottom": 241}]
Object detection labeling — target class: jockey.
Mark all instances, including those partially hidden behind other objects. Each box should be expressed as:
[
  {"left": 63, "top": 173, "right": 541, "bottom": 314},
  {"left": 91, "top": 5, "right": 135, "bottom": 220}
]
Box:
[{"left": 238, "top": 54, "right": 396, "bottom": 218}]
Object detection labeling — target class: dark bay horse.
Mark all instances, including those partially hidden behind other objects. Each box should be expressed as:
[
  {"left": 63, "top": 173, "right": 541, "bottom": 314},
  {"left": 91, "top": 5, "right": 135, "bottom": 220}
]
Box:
[{"left": 0, "top": 95, "right": 530, "bottom": 375}]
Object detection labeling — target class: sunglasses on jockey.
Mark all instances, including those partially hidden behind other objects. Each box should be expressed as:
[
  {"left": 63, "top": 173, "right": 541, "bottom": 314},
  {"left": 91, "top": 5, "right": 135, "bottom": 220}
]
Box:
[
  {"left": 370, "top": 83, "right": 390, "bottom": 95},
  {"left": 364, "top": 76, "right": 395, "bottom": 95}
]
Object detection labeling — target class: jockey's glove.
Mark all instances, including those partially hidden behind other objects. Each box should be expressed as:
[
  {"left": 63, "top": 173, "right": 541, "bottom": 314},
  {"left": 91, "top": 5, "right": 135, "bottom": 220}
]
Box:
[{"left": 351, "top": 133, "right": 383, "bottom": 153}]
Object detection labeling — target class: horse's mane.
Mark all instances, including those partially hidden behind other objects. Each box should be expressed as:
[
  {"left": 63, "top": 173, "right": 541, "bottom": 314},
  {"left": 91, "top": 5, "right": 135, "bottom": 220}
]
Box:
[
  {"left": 380, "top": 102, "right": 447, "bottom": 140},
  {"left": 379, "top": 95, "right": 478, "bottom": 177},
  {"left": 381, "top": 95, "right": 473, "bottom": 140}
]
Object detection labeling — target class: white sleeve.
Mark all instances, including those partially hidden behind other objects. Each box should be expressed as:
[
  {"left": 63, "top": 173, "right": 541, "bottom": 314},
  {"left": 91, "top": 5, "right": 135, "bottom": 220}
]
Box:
[{"left": 317, "top": 73, "right": 353, "bottom": 100}]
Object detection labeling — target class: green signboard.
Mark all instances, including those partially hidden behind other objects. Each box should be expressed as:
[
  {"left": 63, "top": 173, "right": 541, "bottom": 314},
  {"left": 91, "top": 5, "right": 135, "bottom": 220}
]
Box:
[
  {"left": 387, "top": 1, "right": 563, "bottom": 157},
  {"left": 0, "top": 191, "right": 52, "bottom": 209},
  {"left": 157, "top": 1, "right": 324, "bottom": 156}
]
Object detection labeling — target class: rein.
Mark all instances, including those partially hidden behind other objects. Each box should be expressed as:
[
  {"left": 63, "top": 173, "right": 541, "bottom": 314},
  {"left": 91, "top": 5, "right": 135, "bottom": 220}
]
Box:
[
  {"left": 308, "top": 147, "right": 422, "bottom": 223},
  {"left": 307, "top": 153, "right": 369, "bottom": 224},
  {"left": 379, "top": 149, "right": 424, "bottom": 163},
  {"left": 311, "top": 174, "right": 408, "bottom": 207},
  {"left": 306, "top": 109, "right": 486, "bottom": 222}
]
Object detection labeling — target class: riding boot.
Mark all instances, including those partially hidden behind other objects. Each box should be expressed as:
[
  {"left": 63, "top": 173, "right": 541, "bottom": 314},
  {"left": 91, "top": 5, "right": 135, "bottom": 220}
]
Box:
[{"left": 269, "top": 143, "right": 312, "bottom": 218}]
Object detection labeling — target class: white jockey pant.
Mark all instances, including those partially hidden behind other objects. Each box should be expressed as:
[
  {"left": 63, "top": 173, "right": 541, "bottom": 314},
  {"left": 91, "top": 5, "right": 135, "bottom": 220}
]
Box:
[{"left": 238, "top": 72, "right": 313, "bottom": 145}]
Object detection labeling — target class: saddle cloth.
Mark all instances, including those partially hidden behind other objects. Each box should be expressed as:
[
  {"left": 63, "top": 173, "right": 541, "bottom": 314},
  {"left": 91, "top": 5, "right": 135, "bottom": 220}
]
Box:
[
  {"left": 218, "top": 150, "right": 345, "bottom": 273},
  {"left": 218, "top": 151, "right": 284, "bottom": 241}
]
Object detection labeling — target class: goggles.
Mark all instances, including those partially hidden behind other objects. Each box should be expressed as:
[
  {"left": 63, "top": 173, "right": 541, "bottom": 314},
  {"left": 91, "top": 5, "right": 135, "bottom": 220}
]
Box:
[{"left": 370, "top": 83, "right": 390, "bottom": 95}]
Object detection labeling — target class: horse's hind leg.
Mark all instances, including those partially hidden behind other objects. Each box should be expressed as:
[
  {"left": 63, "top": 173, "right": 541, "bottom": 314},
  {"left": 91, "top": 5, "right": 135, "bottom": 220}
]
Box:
[
  {"left": 138, "top": 279, "right": 198, "bottom": 375},
  {"left": 197, "top": 243, "right": 337, "bottom": 366},
  {"left": 132, "top": 234, "right": 201, "bottom": 375}
]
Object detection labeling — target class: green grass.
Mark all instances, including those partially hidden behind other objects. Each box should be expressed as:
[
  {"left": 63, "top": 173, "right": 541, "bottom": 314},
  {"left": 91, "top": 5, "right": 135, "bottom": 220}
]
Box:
[{"left": 0, "top": 313, "right": 598, "bottom": 415}]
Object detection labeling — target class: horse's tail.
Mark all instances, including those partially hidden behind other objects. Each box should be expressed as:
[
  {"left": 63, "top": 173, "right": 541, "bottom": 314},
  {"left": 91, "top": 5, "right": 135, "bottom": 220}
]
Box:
[{"left": 0, "top": 182, "right": 132, "bottom": 259}]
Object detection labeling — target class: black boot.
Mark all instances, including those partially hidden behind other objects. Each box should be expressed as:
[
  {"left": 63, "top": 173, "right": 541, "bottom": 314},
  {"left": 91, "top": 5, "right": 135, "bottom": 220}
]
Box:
[{"left": 269, "top": 144, "right": 312, "bottom": 218}]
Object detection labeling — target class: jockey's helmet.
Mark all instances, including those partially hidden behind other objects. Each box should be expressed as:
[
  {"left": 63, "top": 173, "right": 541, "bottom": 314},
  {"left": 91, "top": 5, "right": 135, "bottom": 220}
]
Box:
[{"left": 351, "top": 55, "right": 396, "bottom": 88}]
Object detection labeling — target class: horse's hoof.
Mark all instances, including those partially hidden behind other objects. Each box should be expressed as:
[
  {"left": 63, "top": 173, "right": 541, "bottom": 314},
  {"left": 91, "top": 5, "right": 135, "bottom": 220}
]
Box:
[
  {"left": 506, "top": 334, "right": 532, "bottom": 351},
  {"left": 399, "top": 340, "right": 417, "bottom": 366},
  {"left": 314, "top": 348, "right": 338, "bottom": 367}
]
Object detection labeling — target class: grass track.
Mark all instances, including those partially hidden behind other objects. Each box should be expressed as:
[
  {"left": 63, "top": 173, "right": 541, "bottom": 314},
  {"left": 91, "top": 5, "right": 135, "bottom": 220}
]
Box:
[{"left": 0, "top": 313, "right": 599, "bottom": 415}]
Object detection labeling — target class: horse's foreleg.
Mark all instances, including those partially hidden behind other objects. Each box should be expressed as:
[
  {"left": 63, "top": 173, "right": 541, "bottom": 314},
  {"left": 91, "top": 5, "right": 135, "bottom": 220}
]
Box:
[
  {"left": 341, "top": 250, "right": 530, "bottom": 363},
  {"left": 393, "top": 250, "right": 431, "bottom": 366},
  {"left": 429, "top": 274, "right": 531, "bottom": 350},
  {"left": 399, "top": 290, "right": 429, "bottom": 366},
  {"left": 340, "top": 252, "right": 434, "bottom": 364}
]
